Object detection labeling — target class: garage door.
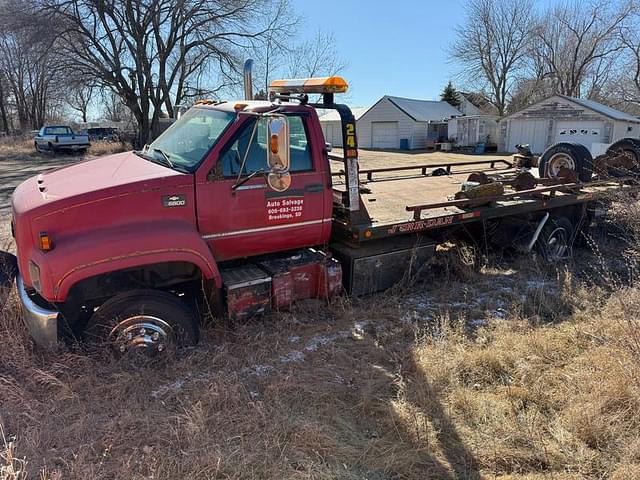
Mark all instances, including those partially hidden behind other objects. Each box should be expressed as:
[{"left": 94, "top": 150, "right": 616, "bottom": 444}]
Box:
[
  {"left": 372, "top": 122, "right": 399, "bottom": 149},
  {"left": 555, "top": 120, "right": 604, "bottom": 150},
  {"left": 324, "top": 123, "right": 342, "bottom": 147},
  {"left": 507, "top": 119, "right": 549, "bottom": 154}
]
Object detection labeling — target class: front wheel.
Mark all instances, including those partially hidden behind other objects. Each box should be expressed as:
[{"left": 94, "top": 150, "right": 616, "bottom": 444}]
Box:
[{"left": 84, "top": 289, "right": 199, "bottom": 357}]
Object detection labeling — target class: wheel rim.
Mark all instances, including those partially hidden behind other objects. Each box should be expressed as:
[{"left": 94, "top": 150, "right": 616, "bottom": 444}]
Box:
[
  {"left": 544, "top": 227, "right": 569, "bottom": 261},
  {"left": 547, "top": 153, "right": 576, "bottom": 177},
  {"left": 109, "top": 315, "right": 172, "bottom": 354}
]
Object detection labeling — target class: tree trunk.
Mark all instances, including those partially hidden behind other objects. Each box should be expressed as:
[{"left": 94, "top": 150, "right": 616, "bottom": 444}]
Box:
[{"left": 0, "top": 82, "right": 8, "bottom": 134}]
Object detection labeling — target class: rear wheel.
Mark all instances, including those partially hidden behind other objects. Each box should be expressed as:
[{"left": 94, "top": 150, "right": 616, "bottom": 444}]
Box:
[
  {"left": 537, "top": 216, "right": 574, "bottom": 262},
  {"left": 84, "top": 289, "right": 199, "bottom": 357},
  {"left": 539, "top": 143, "right": 593, "bottom": 182}
]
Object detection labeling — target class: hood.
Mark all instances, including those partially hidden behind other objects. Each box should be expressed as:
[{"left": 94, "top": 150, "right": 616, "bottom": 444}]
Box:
[
  {"left": 12, "top": 151, "right": 188, "bottom": 216},
  {"left": 25, "top": 151, "right": 183, "bottom": 206}
]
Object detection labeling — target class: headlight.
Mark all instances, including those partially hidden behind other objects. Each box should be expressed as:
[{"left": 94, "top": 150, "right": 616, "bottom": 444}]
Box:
[{"left": 28, "top": 261, "right": 41, "bottom": 292}]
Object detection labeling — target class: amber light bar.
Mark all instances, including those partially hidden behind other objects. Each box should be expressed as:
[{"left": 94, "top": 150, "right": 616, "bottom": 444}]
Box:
[{"left": 269, "top": 76, "right": 349, "bottom": 95}]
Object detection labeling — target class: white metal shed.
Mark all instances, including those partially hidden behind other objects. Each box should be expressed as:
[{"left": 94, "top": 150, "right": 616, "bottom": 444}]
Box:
[
  {"left": 355, "top": 96, "right": 461, "bottom": 150},
  {"left": 499, "top": 95, "right": 640, "bottom": 155},
  {"left": 449, "top": 115, "right": 500, "bottom": 147}
]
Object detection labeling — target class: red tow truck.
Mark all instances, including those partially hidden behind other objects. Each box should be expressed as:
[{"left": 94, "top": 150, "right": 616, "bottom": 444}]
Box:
[{"left": 2, "top": 62, "right": 639, "bottom": 355}]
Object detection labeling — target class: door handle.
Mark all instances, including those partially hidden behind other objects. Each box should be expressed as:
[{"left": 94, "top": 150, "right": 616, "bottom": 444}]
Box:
[{"left": 304, "top": 183, "right": 324, "bottom": 193}]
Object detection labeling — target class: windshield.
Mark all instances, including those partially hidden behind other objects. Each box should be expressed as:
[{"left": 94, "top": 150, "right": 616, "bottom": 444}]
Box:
[{"left": 147, "top": 107, "right": 235, "bottom": 171}]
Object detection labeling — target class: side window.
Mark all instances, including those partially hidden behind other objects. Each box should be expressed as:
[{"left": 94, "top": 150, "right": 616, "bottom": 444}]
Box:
[
  {"left": 289, "top": 116, "right": 312, "bottom": 172},
  {"left": 219, "top": 115, "right": 313, "bottom": 177},
  {"left": 220, "top": 118, "right": 267, "bottom": 177}
]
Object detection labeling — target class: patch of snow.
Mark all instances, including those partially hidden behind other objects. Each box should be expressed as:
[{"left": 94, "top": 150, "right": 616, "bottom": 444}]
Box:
[
  {"left": 468, "top": 319, "right": 487, "bottom": 327},
  {"left": 305, "top": 331, "right": 350, "bottom": 352},
  {"left": 526, "top": 280, "right": 553, "bottom": 290},
  {"left": 243, "top": 364, "right": 274, "bottom": 377},
  {"left": 151, "top": 379, "right": 185, "bottom": 399},
  {"left": 279, "top": 350, "right": 305, "bottom": 363}
]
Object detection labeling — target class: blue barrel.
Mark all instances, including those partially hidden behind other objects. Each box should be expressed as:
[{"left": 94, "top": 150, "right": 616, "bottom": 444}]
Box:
[
  {"left": 400, "top": 138, "right": 410, "bottom": 150},
  {"left": 474, "top": 143, "right": 486, "bottom": 154}
]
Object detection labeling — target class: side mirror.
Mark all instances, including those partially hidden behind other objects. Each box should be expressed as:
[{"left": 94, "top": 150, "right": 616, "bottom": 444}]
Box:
[
  {"left": 266, "top": 115, "right": 290, "bottom": 173},
  {"left": 325, "top": 142, "right": 333, "bottom": 152}
]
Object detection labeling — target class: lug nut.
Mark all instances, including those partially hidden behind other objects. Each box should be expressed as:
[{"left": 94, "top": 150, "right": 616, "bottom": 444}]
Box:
[
  {"left": 139, "top": 327, "right": 146, "bottom": 335},
  {"left": 152, "top": 332, "right": 160, "bottom": 341},
  {"left": 119, "top": 344, "right": 126, "bottom": 353},
  {"left": 157, "top": 344, "right": 164, "bottom": 352}
]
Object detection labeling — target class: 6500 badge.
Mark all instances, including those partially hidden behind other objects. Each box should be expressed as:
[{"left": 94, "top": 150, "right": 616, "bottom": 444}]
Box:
[{"left": 162, "top": 194, "right": 187, "bottom": 208}]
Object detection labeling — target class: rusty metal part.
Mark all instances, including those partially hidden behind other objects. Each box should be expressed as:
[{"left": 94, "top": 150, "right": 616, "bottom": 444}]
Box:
[
  {"left": 511, "top": 171, "right": 537, "bottom": 191},
  {"left": 467, "top": 171, "right": 490, "bottom": 184},
  {"left": 593, "top": 151, "right": 636, "bottom": 177}
]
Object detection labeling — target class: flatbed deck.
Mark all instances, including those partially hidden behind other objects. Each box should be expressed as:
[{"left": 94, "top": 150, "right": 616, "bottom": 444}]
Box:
[{"left": 330, "top": 154, "right": 636, "bottom": 242}]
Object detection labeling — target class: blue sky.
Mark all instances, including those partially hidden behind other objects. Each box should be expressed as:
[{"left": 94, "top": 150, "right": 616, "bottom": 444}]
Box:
[{"left": 291, "top": 0, "right": 464, "bottom": 107}]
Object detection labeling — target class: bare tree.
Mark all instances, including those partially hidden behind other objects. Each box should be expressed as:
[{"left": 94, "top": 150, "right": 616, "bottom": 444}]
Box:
[
  {"left": 450, "top": 0, "right": 533, "bottom": 116},
  {"left": 285, "top": 30, "right": 347, "bottom": 79},
  {"left": 614, "top": 13, "right": 640, "bottom": 112},
  {"left": 0, "top": 0, "right": 64, "bottom": 130},
  {"left": 66, "top": 81, "right": 95, "bottom": 123},
  {"left": 40, "top": 0, "right": 297, "bottom": 145},
  {"left": 534, "top": 0, "right": 634, "bottom": 98}
]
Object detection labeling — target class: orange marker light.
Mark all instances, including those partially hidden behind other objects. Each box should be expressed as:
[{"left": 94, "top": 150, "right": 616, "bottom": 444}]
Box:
[
  {"left": 270, "top": 135, "right": 279, "bottom": 154},
  {"left": 39, "top": 232, "right": 52, "bottom": 252}
]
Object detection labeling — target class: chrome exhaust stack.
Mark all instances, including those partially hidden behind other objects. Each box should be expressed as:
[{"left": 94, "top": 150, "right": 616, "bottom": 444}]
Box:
[{"left": 243, "top": 59, "right": 254, "bottom": 100}]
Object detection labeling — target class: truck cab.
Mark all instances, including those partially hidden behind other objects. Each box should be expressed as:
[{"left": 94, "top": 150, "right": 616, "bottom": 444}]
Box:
[{"left": 8, "top": 74, "right": 353, "bottom": 355}]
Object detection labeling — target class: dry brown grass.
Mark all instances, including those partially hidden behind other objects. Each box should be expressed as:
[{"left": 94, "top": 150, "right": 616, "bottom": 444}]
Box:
[{"left": 2, "top": 192, "right": 640, "bottom": 479}]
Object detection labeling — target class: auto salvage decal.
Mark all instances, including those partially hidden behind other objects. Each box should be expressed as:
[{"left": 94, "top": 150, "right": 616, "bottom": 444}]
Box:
[
  {"left": 387, "top": 215, "right": 454, "bottom": 235},
  {"left": 266, "top": 196, "right": 304, "bottom": 223}
]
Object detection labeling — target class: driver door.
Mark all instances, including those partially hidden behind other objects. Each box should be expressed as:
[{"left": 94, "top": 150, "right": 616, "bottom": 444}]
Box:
[{"left": 196, "top": 113, "right": 330, "bottom": 261}]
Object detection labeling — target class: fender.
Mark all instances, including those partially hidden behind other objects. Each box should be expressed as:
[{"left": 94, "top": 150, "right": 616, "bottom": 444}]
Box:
[{"left": 34, "top": 221, "right": 221, "bottom": 302}]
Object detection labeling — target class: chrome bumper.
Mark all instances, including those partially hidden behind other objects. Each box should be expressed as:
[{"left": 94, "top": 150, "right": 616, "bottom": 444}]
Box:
[{"left": 17, "top": 274, "right": 59, "bottom": 350}]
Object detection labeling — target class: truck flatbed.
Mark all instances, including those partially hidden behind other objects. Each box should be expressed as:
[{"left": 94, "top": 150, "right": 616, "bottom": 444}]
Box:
[{"left": 330, "top": 154, "right": 636, "bottom": 242}]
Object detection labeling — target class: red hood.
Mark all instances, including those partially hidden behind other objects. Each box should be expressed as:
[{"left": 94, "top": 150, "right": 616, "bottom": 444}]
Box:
[{"left": 15, "top": 151, "right": 182, "bottom": 210}]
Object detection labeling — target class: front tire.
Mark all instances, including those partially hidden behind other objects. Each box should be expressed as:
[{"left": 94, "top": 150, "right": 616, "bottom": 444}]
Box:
[{"left": 84, "top": 289, "right": 199, "bottom": 356}]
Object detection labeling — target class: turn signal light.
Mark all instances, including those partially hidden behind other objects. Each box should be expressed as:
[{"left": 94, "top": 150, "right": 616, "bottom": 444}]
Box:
[
  {"left": 269, "top": 76, "right": 349, "bottom": 94},
  {"left": 39, "top": 232, "right": 52, "bottom": 252}
]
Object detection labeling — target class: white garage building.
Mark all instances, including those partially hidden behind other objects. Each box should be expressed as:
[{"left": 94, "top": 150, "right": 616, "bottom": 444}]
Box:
[
  {"left": 320, "top": 96, "right": 461, "bottom": 150},
  {"left": 499, "top": 95, "right": 640, "bottom": 155},
  {"left": 318, "top": 107, "right": 369, "bottom": 148}
]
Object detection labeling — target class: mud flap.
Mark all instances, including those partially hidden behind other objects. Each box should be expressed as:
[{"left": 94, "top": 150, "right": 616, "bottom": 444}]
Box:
[{"left": 0, "top": 251, "right": 18, "bottom": 308}]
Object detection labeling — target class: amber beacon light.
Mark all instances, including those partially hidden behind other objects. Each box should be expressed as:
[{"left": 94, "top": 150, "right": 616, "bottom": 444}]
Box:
[{"left": 269, "top": 76, "right": 349, "bottom": 95}]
